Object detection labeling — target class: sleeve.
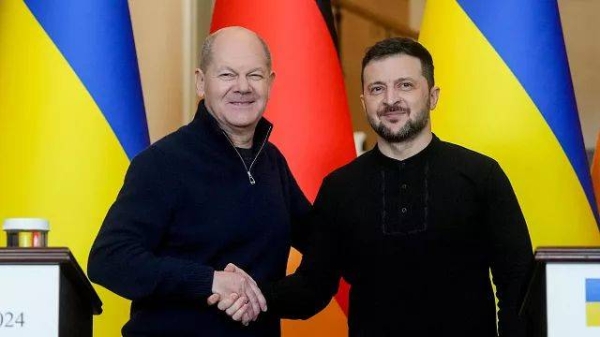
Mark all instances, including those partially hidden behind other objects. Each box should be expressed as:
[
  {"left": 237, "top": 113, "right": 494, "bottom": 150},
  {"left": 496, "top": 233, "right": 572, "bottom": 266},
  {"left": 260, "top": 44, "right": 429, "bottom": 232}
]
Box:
[
  {"left": 484, "top": 161, "right": 534, "bottom": 337},
  {"left": 264, "top": 176, "right": 343, "bottom": 319},
  {"left": 288, "top": 169, "right": 312, "bottom": 254},
  {"left": 87, "top": 148, "right": 214, "bottom": 301},
  {"left": 271, "top": 147, "right": 312, "bottom": 253}
]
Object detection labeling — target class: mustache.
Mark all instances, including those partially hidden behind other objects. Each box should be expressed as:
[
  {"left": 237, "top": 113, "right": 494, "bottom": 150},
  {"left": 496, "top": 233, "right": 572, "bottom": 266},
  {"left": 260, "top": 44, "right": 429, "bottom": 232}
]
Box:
[{"left": 378, "top": 103, "right": 409, "bottom": 115}]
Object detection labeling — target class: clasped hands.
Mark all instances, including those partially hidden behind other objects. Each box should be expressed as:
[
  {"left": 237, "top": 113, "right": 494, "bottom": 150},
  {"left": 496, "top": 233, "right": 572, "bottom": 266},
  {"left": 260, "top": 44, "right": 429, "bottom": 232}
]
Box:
[{"left": 209, "top": 263, "right": 267, "bottom": 326}]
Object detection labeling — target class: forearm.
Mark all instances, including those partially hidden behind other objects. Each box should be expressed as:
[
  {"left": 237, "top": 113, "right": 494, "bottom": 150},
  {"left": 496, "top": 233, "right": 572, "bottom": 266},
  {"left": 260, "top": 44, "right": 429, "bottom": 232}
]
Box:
[
  {"left": 88, "top": 237, "right": 214, "bottom": 301},
  {"left": 272, "top": 175, "right": 341, "bottom": 319},
  {"left": 263, "top": 270, "right": 338, "bottom": 319}
]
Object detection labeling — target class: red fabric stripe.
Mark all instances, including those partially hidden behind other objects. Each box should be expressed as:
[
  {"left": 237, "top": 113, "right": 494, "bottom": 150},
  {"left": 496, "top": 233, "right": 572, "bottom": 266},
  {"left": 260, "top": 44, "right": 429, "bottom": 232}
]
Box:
[{"left": 593, "top": 132, "right": 600, "bottom": 215}]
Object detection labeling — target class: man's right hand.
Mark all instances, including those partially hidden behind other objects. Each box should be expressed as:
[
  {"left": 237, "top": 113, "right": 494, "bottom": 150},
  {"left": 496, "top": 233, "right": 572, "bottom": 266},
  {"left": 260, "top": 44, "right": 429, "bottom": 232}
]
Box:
[{"left": 210, "top": 264, "right": 267, "bottom": 324}]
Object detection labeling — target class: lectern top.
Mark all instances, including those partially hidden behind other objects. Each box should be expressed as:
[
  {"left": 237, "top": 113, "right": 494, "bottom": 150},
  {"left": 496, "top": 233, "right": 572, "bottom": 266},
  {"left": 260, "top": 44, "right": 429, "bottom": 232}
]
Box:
[
  {"left": 0, "top": 247, "right": 103, "bottom": 314},
  {"left": 535, "top": 247, "right": 600, "bottom": 262}
]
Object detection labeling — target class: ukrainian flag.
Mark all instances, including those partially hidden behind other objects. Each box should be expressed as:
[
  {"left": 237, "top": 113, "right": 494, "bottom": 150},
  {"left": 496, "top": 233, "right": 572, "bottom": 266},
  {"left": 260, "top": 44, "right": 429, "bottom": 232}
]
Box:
[
  {"left": 419, "top": 0, "right": 599, "bottom": 247},
  {"left": 0, "top": 1, "right": 149, "bottom": 336},
  {"left": 586, "top": 279, "right": 600, "bottom": 327}
]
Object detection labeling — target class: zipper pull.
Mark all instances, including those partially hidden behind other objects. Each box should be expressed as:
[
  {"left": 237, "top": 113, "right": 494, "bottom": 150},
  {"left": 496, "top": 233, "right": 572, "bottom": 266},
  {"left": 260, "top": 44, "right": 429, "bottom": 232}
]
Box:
[{"left": 247, "top": 171, "right": 256, "bottom": 185}]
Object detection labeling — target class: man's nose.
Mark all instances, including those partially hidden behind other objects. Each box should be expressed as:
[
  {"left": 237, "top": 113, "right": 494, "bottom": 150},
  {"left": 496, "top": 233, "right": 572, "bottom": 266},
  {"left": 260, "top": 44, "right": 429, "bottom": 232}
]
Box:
[
  {"left": 234, "top": 75, "right": 251, "bottom": 93},
  {"left": 384, "top": 88, "right": 400, "bottom": 106}
]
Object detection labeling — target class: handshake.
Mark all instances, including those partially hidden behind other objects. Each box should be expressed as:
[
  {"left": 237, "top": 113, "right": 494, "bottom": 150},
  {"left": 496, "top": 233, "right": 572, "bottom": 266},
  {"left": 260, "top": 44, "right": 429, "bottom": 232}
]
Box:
[{"left": 209, "top": 263, "right": 267, "bottom": 326}]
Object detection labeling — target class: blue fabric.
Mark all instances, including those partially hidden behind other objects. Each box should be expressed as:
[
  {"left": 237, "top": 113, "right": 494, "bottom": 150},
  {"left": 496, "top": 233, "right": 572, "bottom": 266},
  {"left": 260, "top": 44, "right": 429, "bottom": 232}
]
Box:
[
  {"left": 457, "top": 0, "right": 597, "bottom": 217},
  {"left": 25, "top": 0, "right": 149, "bottom": 159}
]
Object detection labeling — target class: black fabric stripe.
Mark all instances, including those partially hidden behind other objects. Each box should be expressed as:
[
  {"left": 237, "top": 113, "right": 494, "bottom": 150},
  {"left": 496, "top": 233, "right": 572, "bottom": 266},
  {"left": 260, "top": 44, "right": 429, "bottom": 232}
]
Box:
[{"left": 316, "top": 0, "right": 339, "bottom": 52}]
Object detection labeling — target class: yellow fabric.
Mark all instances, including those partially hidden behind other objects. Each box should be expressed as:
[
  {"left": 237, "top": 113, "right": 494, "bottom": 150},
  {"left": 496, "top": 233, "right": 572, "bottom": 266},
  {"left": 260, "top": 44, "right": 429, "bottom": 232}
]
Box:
[
  {"left": 419, "top": 0, "right": 600, "bottom": 248},
  {"left": 0, "top": 1, "right": 131, "bottom": 335},
  {"left": 592, "top": 133, "right": 600, "bottom": 216}
]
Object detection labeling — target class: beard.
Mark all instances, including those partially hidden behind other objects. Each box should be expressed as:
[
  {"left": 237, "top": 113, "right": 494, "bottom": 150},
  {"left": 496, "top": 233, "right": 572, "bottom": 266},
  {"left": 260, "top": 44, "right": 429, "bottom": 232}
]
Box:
[{"left": 368, "top": 100, "right": 431, "bottom": 143}]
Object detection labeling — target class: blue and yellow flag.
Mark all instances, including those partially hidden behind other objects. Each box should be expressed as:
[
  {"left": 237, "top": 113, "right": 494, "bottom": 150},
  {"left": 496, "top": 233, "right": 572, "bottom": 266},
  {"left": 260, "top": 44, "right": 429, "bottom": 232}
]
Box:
[
  {"left": 0, "top": 1, "right": 148, "bottom": 335},
  {"left": 419, "top": 0, "right": 599, "bottom": 247},
  {"left": 586, "top": 279, "right": 600, "bottom": 327}
]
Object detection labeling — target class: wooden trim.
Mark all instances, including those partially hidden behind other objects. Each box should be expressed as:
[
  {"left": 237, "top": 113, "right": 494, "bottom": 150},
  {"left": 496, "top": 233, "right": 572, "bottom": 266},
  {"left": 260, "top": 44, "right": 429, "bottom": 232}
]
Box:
[
  {"left": 182, "top": 0, "right": 196, "bottom": 125},
  {"left": 0, "top": 247, "right": 72, "bottom": 263},
  {"left": 332, "top": 0, "right": 419, "bottom": 39},
  {"left": 534, "top": 246, "right": 600, "bottom": 262}
]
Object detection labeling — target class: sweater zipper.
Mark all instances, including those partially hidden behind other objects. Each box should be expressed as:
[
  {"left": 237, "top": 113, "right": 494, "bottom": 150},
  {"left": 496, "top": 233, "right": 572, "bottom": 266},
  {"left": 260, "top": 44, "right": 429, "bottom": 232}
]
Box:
[{"left": 222, "top": 125, "right": 272, "bottom": 185}]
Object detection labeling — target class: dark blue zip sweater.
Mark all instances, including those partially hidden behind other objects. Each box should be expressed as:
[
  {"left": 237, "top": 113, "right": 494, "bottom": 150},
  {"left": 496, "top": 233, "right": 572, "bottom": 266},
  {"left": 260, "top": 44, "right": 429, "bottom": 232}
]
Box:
[{"left": 88, "top": 101, "right": 311, "bottom": 337}]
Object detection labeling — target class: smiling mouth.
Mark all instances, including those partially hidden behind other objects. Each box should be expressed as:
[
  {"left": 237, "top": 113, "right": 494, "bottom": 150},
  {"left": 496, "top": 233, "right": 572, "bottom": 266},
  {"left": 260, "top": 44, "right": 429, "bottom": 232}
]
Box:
[
  {"left": 379, "top": 104, "right": 409, "bottom": 116},
  {"left": 229, "top": 101, "right": 255, "bottom": 106},
  {"left": 380, "top": 109, "right": 408, "bottom": 117}
]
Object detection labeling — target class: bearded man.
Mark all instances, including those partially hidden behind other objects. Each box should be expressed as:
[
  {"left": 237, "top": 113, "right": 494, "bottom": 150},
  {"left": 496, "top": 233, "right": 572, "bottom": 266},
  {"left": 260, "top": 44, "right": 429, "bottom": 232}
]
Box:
[{"left": 215, "top": 37, "right": 534, "bottom": 337}]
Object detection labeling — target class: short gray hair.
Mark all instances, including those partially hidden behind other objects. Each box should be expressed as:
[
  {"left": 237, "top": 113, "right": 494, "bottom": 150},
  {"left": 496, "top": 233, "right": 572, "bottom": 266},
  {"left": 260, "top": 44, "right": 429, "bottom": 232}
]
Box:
[{"left": 199, "top": 29, "right": 272, "bottom": 72}]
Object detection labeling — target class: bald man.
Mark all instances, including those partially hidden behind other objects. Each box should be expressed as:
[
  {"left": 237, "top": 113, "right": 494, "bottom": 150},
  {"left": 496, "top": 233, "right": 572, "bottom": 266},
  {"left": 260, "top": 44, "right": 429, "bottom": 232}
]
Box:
[{"left": 88, "top": 27, "right": 311, "bottom": 337}]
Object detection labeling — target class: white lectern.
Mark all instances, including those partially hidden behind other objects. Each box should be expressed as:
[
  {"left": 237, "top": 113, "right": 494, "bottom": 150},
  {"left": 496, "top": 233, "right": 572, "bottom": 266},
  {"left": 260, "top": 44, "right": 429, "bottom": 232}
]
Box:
[
  {"left": 0, "top": 248, "right": 102, "bottom": 337},
  {"left": 522, "top": 247, "right": 600, "bottom": 337}
]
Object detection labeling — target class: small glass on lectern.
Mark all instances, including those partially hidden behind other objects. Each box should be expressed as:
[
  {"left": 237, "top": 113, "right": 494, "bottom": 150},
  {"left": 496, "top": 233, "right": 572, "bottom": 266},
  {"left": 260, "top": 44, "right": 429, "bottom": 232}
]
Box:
[{"left": 3, "top": 218, "right": 50, "bottom": 247}]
